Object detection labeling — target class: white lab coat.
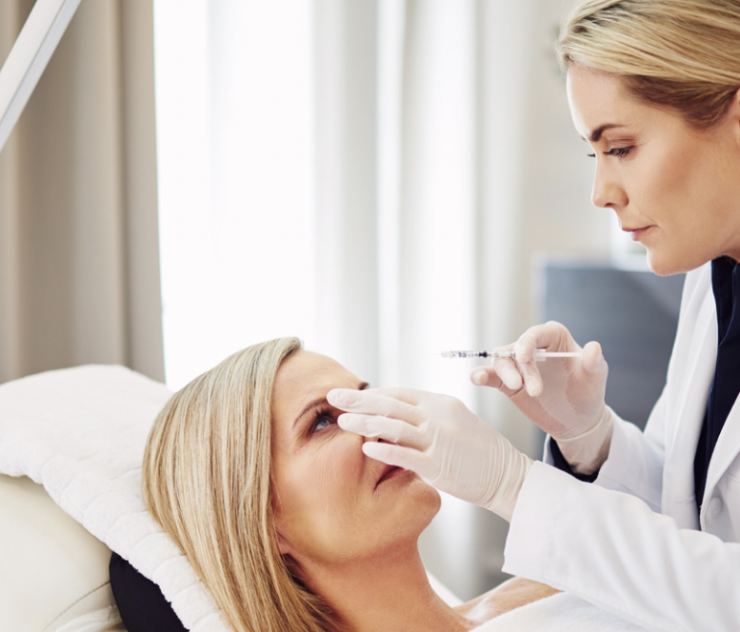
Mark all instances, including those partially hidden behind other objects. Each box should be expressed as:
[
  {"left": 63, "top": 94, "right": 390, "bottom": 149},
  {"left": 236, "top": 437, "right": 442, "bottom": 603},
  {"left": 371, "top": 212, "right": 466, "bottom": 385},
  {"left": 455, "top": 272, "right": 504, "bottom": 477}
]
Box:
[{"left": 502, "top": 262, "right": 740, "bottom": 632}]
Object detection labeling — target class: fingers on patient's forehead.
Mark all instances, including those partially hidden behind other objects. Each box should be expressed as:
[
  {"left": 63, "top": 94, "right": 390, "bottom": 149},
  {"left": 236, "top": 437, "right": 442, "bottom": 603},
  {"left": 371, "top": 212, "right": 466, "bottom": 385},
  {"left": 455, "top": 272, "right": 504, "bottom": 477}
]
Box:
[
  {"left": 347, "top": 390, "right": 425, "bottom": 424},
  {"left": 343, "top": 414, "right": 427, "bottom": 448},
  {"left": 369, "top": 387, "right": 423, "bottom": 404}
]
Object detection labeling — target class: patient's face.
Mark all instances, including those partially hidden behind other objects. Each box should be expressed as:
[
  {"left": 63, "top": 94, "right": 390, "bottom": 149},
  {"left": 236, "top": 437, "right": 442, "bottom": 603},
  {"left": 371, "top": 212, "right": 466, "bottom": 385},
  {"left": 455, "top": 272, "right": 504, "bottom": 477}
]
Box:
[{"left": 271, "top": 350, "right": 440, "bottom": 570}]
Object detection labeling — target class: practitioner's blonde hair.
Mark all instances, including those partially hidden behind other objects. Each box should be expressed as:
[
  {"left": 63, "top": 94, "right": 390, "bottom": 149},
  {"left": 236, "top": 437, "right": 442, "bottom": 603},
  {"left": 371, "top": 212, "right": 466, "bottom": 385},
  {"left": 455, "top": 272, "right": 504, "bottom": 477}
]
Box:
[
  {"left": 558, "top": 0, "right": 740, "bottom": 128},
  {"left": 143, "top": 337, "right": 338, "bottom": 632}
]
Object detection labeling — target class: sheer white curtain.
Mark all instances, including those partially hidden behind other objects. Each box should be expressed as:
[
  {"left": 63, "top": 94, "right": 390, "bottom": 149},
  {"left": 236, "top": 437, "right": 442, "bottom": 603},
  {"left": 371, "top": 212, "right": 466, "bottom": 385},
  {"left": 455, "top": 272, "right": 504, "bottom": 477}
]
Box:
[
  {"left": 155, "top": 0, "right": 316, "bottom": 389},
  {"left": 154, "top": 0, "right": 610, "bottom": 598}
]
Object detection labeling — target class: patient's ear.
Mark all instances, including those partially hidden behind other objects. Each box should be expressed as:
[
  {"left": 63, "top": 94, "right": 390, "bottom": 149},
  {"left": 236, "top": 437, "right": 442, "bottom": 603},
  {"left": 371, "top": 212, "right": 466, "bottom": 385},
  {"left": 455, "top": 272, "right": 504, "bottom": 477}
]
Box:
[
  {"left": 275, "top": 530, "right": 304, "bottom": 578},
  {"left": 275, "top": 527, "right": 292, "bottom": 556},
  {"left": 272, "top": 498, "right": 292, "bottom": 555}
]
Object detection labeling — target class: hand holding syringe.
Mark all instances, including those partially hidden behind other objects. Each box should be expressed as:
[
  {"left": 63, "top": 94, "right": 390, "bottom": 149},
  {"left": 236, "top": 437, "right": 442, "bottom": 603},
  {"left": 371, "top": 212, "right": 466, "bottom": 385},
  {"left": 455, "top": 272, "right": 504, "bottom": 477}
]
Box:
[
  {"left": 444, "top": 323, "right": 607, "bottom": 445},
  {"left": 441, "top": 349, "right": 583, "bottom": 362}
]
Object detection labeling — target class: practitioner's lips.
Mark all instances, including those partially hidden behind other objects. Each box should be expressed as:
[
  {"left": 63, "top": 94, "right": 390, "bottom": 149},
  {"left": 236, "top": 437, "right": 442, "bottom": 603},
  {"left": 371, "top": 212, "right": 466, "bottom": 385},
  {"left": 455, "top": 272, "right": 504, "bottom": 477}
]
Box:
[{"left": 622, "top": 225, "right": 654, "bottom": 241}]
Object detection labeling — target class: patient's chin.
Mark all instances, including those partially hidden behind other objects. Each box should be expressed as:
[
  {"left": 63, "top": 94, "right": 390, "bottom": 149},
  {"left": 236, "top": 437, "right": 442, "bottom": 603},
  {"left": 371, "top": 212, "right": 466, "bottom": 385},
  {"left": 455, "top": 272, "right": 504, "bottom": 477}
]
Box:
[
  {"left": 373, "top": 475, "right": 441, "bottom": 547},
  {"left": 402, "top": 476, "right": 442, "bottom": 531}
]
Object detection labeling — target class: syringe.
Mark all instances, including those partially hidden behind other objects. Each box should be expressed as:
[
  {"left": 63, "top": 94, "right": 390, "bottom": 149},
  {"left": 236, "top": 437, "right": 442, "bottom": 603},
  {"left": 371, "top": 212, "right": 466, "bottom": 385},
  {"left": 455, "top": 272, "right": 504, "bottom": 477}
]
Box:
[{"left": 441, "top": 349, "right": 582, "bottom": 362}]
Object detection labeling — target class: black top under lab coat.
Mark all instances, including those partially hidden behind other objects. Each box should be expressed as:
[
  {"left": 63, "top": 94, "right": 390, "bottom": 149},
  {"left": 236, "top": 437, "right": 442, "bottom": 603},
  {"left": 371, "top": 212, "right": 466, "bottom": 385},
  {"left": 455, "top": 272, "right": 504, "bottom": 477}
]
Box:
[{"left": 554, "top": 256, "right": 740, "bottom": 516}]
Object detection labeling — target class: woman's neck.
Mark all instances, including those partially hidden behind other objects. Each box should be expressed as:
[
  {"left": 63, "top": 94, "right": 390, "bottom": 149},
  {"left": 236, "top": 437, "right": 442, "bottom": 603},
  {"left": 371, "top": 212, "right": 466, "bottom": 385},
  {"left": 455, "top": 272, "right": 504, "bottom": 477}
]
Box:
[{"left": 300, "top": 545, "right": 476, "bottom": 632}]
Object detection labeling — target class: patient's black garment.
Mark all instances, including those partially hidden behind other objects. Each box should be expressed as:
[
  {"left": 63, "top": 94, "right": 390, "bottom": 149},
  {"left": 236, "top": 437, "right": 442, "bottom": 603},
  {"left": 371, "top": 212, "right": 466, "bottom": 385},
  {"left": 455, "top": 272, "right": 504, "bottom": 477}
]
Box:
[{"left": 109, "top": 552, "right": 189, "bottom": 632}]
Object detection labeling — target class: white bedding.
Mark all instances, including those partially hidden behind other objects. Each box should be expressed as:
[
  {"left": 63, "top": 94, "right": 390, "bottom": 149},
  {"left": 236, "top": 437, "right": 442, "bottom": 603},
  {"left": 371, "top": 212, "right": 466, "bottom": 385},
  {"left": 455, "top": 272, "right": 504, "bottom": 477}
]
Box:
[
  {"left": 0, "top": 365, "right": 651, "bottom": 632},
  {"left": 0, "top": 365, "right": 230, "bottom": 632},
  {"left": 472, "top": 593, "right": 651, "bottom": 631}
]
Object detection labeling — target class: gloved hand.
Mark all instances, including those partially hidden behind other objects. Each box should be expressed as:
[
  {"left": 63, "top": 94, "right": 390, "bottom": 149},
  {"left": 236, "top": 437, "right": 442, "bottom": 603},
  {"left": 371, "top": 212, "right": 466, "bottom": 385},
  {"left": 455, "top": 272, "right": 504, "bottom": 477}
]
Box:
[
  {"left": 326, "top": 387, "right": 532, "bottom": 521},
  {"left": 471, "top": 321, "right": 610, "bottom": 439},
  {"left": 470, "top": 321, "right": 614, "bottom": 473}
]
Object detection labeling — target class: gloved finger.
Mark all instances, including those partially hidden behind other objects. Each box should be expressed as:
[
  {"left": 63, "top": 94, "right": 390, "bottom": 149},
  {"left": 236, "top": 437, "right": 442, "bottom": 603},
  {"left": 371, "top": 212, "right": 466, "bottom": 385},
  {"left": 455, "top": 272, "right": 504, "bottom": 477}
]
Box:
[
  {"left": 328, "top": 389, "right": 426, "bottom": 425},
  {"left": 469, "top": 359, "right": 523, "bottom": 392},
  {"left": 508, "top": 332, "right": 541, "bottom": 397},
  {"left": 515, "top": 321, "right": 581, "bottom": 357},
  {"left": 470, "top": 364, "right": 500, "bottom": 387},
  {"left": 517, "top": 359, "right": 544, "bottom": 398},
  {"left": 469, "top": 340, "right": 517, "bottom": 390},
  {"left": 362, "top": 386, "right": 433, "bottom": 407},
  {"left": 494, "top": 357, "right": 524, "bottom": 390},
  {"left": 579, "top": 341, "right": 608, "bottom": 379},
  {"left": 338, "top": 413, "right": 428, "bottom": 449},
  {"left": 362, "top": 441, "right": 439, "bottom": 481},
  {"left": 513, "top": 331, "right": 539, "bottom": 363}
]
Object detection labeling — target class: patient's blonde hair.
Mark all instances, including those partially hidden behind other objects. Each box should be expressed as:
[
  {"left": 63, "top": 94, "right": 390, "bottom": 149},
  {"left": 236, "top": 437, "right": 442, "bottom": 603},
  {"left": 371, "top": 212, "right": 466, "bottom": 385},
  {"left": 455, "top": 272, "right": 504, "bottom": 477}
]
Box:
[
  {"left": 143, "top": 337, "right": 338, "bottom": 632},
  {"left": 558, "top": 0, "right": 740, "bottom": 128}
]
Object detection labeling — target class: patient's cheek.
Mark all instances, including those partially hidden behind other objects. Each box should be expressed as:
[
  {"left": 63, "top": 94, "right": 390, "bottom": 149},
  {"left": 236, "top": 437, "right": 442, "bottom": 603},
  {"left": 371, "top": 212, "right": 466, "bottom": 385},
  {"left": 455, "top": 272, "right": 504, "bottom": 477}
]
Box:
[
  {"left": 312, "top": 449, "right": 354, "bottom": 498},
  {"left": 274, "top": 434, "right": 365, "bottom": 542}
]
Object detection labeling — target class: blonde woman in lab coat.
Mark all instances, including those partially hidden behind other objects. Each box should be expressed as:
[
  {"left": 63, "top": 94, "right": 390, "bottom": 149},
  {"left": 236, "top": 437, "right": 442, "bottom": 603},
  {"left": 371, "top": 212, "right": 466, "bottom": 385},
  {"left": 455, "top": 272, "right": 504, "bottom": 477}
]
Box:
[{"left": 328, "top": 1, "right": 740, "bottom": 631}]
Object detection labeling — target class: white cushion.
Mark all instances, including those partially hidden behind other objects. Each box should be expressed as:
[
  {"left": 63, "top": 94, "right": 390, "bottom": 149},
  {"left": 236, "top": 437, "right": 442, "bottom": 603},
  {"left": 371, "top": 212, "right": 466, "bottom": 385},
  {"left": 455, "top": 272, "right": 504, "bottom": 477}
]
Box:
[{"left": 0, "top": 474, "right": 124, "bottom": 632}]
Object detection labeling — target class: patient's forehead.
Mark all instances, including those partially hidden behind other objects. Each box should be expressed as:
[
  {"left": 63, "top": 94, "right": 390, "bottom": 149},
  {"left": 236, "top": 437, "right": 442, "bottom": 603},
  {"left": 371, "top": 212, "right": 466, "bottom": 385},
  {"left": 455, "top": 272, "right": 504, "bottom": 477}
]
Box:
[
  {"left": 276, "top": 350, "right": 355, "bottom": 393},
  {"left": 272, "top": 350, "right": 361, "bottom": 425}
]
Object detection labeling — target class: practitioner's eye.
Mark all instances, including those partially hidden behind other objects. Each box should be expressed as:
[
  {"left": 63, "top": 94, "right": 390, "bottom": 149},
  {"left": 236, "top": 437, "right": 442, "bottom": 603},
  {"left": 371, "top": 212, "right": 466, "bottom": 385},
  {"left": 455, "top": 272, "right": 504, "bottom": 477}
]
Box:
[
  {"left": 588, "top": 146, "right": 632, "bottom": 159},
  {"left": 605, "top": 146, "right": 633, "bottom": 158}
]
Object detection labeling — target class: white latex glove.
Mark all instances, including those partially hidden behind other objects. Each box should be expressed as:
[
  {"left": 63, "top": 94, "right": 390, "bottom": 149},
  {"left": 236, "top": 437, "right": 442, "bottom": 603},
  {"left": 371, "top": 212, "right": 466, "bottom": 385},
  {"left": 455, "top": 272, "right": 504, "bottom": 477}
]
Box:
[
  {"left": 326, "top": 387, "right": 532, "bottom": 521},
  {"left": 470, "top": 321, "right": 613, "bottom": 473}
]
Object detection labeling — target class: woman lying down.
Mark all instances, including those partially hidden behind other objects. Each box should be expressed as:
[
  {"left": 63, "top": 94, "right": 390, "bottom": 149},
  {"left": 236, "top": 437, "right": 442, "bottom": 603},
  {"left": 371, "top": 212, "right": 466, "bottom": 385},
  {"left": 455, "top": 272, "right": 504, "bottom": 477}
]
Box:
[{"left": 116, "top": 337, "right": 649, "bottom": 632}]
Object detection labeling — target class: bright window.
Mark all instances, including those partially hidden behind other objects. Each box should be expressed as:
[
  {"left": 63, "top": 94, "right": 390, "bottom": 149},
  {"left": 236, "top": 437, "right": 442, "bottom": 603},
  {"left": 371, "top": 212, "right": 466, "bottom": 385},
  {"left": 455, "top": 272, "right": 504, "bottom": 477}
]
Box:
[{"left": 153, "top": 0, "right": 315, "bottom": 389}]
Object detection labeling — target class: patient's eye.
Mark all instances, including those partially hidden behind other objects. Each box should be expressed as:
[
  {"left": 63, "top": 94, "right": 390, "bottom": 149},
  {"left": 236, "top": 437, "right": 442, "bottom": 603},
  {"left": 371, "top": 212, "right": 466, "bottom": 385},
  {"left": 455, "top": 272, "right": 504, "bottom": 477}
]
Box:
[{"left": 310, "top": 407, "right": 337, "bottom": 434}]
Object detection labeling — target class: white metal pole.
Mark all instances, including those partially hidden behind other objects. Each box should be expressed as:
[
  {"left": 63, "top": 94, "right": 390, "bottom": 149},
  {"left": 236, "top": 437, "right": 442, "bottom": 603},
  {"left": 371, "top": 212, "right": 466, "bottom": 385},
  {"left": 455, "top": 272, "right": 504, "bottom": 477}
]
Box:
[{"left": 0, "top": 0, "right": 82, "bottom": 154}]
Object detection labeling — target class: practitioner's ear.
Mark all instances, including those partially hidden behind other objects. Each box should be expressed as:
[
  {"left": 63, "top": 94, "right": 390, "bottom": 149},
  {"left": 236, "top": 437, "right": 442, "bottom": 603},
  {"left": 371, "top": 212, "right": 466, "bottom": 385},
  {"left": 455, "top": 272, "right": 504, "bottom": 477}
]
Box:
[{"left": 728, "top": 87, "right": 740, "bottom": 148}]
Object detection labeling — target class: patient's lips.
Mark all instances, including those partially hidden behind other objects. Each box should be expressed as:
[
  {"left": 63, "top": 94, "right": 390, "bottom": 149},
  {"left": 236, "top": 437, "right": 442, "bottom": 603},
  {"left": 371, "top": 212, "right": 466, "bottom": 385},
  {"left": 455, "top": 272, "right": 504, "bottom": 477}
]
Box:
[{"left": 376, "top": 464, "right": 406, "bottom": 487}]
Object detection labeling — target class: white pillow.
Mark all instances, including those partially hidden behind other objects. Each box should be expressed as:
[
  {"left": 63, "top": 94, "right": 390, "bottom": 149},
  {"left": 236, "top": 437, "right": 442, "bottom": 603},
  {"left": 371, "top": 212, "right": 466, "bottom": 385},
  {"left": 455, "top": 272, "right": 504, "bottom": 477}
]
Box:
[{"left": 0, "top": 474, "right": 125, "bottom": 632}]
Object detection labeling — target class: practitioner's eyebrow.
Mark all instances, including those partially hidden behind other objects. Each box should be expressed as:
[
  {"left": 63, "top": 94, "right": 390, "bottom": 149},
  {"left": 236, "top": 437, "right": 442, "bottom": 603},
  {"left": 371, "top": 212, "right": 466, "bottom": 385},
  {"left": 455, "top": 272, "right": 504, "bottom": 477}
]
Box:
[
  {"left": 584, "top": 123, "right": 626, "bottom": 142},
  {"left": 292, "top": 381, "right": 369, "bottom": 429}
]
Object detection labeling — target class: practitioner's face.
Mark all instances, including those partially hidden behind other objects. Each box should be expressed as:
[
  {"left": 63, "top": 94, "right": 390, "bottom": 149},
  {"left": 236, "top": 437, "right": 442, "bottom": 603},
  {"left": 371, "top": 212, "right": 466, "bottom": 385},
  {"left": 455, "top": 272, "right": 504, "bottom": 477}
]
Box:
[
  {"left": 567, "top": 64, "right": 740, "bottom": 275},
  {"left": 271, "top": 351, "right": 440, "bottom": 571}
]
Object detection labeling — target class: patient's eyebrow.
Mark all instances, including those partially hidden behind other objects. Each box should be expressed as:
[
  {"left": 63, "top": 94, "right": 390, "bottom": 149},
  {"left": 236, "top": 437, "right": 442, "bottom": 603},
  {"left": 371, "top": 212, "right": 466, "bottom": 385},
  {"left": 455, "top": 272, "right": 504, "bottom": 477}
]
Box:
[{"left": 293, "top": 381, "right": 370, "bottom": 428}]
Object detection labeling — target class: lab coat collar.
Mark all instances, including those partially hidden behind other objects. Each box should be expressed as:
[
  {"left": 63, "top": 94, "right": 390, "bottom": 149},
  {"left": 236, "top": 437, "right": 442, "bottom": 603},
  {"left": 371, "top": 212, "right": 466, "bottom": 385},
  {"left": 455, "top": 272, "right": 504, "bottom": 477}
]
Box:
[
  {"left": 666, "top": 280, "right": 716, "bottom": 462},
  {"left": 697, "top": 260, "right": 740, "bottom": 512},
  {"left": 698, "top": 258, "right": 740, "bottom": 510},
  {"left": 704, "top": 386, "right": 740, "bottom": 507},
  {"left": 663, "top": 273, "right": 716, "bottom": 522}
]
